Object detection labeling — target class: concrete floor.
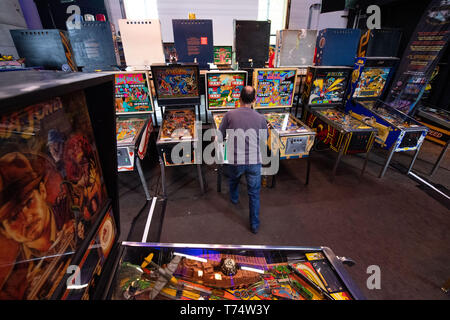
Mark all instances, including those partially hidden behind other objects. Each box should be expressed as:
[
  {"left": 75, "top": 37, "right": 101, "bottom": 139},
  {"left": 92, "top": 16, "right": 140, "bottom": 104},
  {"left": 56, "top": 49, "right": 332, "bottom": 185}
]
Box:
[{"left": 117, "top": 137, "right": 450, "bottom": 300}]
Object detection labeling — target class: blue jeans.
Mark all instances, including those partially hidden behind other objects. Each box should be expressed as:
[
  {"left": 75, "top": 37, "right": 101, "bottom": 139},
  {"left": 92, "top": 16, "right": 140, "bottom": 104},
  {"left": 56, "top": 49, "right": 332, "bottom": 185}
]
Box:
[{"left": 228, "top": 164, "right": 261, "bottom": 230}]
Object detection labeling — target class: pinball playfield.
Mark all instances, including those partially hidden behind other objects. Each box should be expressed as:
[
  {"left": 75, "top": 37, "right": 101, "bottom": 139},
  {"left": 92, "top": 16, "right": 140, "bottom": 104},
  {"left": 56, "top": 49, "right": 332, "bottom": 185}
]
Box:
[
  {"left": 109, "top": 243, "right": 363, "bottom": 300},
  {"left": 157, "top": 109, "right": 198, "bottom": 166},
  {"left": 306, "top": 108, "right": 376, "bottom": 155}
]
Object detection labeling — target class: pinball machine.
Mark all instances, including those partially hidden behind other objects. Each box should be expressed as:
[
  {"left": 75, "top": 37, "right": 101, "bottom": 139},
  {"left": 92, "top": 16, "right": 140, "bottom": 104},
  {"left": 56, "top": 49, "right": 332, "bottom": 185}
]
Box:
[
  {"left": 252, "top": 68, "right": 316, "bottom": 172},
  {"left": 274, "top": 29, "right": 317, "bottom": 118},
  {"left": 98, "top": 242, "right": 365, "bottom": 301},
  {"left": 204, "top": 70, "right": 248, "bottom": 190},
  {"left": 151, "top": 63, "right": 205, "bottom": 196},
  {"left": 107, "top": 71, "right": 154, "bottom": 202},
  {"left": 344, "top": 57, "right": 428, "bottom": 178},
  {"left": 0, "top": 70, "right": 119, "bottom": 300},
  {"left": 302, "top": 66, "right": 377, "bottom": 179},
  {"left": 172, "top": 19, "right": 214, "bottom": 70}
]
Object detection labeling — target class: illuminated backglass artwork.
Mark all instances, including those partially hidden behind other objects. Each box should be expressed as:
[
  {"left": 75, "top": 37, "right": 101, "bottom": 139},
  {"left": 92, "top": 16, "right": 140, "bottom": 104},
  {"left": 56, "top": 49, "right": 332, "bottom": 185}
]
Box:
[{"left": 253, "top": 68, "right": 297, "bottom": 109}]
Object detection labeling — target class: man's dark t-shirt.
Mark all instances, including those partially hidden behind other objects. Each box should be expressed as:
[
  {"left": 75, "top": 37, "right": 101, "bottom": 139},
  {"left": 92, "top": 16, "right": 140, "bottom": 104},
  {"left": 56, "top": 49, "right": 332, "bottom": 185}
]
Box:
[{"left": 219, "top": 107, "right": 268, "bottom": 165}]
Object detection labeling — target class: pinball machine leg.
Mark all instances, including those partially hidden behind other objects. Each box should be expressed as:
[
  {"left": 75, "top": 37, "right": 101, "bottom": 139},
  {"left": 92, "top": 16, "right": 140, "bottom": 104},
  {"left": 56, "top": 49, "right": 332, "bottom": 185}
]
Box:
[
  {"left": 305, "top": 156, "right": 311, "bottom": 185},
  {"left": 379, "top": 144, "right": 396, "bottom": 179},
  {"left": 430, "top": 140, "right": 449, "bottom": 178},
  {"left": 159, "top": 106, "right": 164, "bottom": 126},
  {"left": 331, "top": 150, "right": 344, "bottom": 182},
  {"left": 331, "top": 135, "right": 348, "bottom": 181},
  {"left": 197, "top": 164, "right": 206, "bottom": 194},
  {"left": 217, "top": 164, "right": 222, "bottom": 192},
  {"left": 159, "top": 156, "right": 167, "bottom": 199},
  {"left": 360, "top": 139, "right": 374, "bottom": 178},
  {"left": 407, "top": 145, "right": 422, "bottom": 175},
  {"left": 136, "top": 156, "right": 151, "bottom": 201}
]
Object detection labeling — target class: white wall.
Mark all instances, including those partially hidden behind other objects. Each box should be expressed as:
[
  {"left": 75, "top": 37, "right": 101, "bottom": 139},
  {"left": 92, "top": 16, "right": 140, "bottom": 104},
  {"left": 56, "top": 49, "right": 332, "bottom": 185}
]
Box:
[
  {"left": 157, "top": 0, "right": 259, "bottom": 45},
  {"left": 289, "top": 0, "right": 347, "bottom": 30},
  {"left": 0, "top": 0, "right": 27, "bottom": 58}
]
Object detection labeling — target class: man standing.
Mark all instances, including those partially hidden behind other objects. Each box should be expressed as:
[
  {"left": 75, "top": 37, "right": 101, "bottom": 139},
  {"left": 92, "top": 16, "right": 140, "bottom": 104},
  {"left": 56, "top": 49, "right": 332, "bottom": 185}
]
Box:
[{"left": 219, "top": 86, "right": 268, "bottom": 234}]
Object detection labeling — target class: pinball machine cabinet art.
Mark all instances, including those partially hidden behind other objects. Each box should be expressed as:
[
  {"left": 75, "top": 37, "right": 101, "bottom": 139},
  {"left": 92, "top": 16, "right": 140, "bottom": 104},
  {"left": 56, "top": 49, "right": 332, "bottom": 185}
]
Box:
[
  {"left": 109, "top": 70, "right": 154, "bottom": 192},
  {"left": 0, "top": 71, "right": 119, "bottom": 300},
  {"left": 253, "top": 68, "right": 316, "bottom": 161},
  {"left": 302, "top": 66, "right": 376, "bottom": 178}
]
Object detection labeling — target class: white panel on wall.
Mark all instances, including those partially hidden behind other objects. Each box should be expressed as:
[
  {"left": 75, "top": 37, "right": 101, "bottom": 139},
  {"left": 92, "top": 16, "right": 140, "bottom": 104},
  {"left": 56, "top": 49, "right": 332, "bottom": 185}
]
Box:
[
  {"left": 288, "top": 0, "right": 347, "bottom": 30},
  {"left": 156, "top": 0, "right": 259, "bottom": 45},
  {"left": 105, "top": 0, "right": 124, "bottom": 35}
]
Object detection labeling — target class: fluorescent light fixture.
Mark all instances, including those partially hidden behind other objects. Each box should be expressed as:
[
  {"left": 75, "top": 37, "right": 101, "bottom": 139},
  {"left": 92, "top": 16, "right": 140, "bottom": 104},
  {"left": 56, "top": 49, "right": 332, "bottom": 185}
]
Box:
[
  {"left": 241, "top": 266, "right": 265, "bottom": 274},
  {"left": 173, "top": 252, "right": 207, "bottom": 263}
]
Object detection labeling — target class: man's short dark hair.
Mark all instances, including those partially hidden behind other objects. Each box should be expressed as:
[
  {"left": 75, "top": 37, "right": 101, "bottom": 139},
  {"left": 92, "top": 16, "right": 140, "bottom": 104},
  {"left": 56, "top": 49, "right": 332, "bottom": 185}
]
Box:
[{"left": 240, "top": 86, "right": 256, "bottom": 104}]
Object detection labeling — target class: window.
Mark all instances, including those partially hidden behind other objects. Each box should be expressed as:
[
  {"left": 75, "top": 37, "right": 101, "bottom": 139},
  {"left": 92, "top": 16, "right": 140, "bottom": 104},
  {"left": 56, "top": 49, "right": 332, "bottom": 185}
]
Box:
[{"left": 258, "top": 0, "right": 288, "bottom": 44}]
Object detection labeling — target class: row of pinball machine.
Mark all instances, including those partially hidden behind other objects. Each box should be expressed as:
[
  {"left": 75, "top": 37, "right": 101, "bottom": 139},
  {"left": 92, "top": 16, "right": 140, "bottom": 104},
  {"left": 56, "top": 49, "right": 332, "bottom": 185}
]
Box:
[{"left": 1, "top": 20, "right": 449, "bottom": 301}]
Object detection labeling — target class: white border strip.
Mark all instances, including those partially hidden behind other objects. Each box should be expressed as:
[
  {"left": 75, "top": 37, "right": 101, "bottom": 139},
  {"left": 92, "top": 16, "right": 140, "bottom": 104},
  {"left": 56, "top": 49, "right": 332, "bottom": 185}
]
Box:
[
  {"left": 408, "top": 172, "right": 450, "bottom": 200},
  {"left": 141, "top": 197, "right": 158, "bottom": 242}
]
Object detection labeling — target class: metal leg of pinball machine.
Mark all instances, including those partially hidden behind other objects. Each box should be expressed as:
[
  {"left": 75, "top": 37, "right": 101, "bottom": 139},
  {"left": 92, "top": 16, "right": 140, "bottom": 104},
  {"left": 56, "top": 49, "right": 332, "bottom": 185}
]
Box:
[
  {"left": 407, "top": 144, "right": 423, "bottom": 175},
  {"left": 379, "top": 144, "right": 396, "bottom": 179},
  {"left": 217, "top": 164, "right": 222, "bottom": 192},
  {"left": 430, "top": 140, "right": 449, "bottom": 178},
  {"left": 305, "top": 156, "right": 311, "bottom": 185},
  {"left": 360, "top": 138, "right": 375, "bottom": 178},
  {"left": 196, "top": 164, "right": 206, "bottom": 194},
  {"left": 135, "top": 156, "right": 151, "bottom": 201},
  {"left": 331, "top": 134, "right": 348, "bottom": 181},
  {"left": 159, "top": 156, "right": 167, "bottom": 199}
]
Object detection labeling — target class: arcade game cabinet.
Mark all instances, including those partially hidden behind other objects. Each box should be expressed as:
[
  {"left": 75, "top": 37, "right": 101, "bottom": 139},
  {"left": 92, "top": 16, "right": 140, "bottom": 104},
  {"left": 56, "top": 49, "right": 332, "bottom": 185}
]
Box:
[
  {"left": 302, "top": 66, "right": 377, "bottom": 179},
  {"left": 0, "top": 70, "right": 118, "bottom": 300},
  {"left": 344, "top": 57, "right": 428, "bottom": 178},
  {"left": 151, "top": 63, "right": 205, "bottom": 196},
  {"left": 205, "top": 70, "right": 248, "bottom": 190},
  {"left": 112, "top": 71, "right": 154, "bottom": 199},
  {"left": 253, "top": 68, "right": 316, "bottom": 185}
]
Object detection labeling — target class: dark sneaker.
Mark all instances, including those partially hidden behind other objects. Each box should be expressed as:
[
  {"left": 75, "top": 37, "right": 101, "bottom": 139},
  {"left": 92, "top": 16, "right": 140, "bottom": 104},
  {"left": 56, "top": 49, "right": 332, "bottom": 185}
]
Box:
[{"left": 251, "top": 226, "right": 259, "bottom": 234}]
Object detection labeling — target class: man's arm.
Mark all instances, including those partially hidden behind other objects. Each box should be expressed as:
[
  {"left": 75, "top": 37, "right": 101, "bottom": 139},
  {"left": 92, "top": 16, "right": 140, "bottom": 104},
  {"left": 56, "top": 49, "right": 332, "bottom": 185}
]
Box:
[{"left": 218, "top": 113, "right": 229, "bottom": 141}]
